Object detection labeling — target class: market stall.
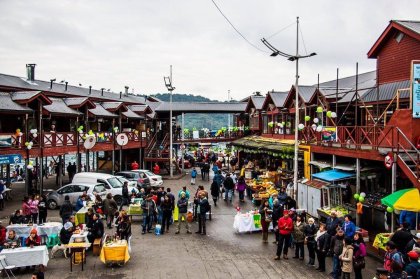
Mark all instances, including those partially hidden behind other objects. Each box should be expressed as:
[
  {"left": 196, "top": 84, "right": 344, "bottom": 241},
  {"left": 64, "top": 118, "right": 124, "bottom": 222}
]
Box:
[
  {"left": 0, "top": 245, "right": 49, "bottom": 268},
  {"left": 100, "top": 239, "right": 130, "bottom": 265},
  {"left": 233, "top": 211, "right": 272, "bottom": 233}
]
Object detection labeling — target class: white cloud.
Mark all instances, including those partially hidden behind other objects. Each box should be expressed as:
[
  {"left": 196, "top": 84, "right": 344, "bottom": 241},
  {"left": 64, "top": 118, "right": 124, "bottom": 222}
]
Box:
[{"left": 0, "top": 0, "right": 418, "bottom": 101}]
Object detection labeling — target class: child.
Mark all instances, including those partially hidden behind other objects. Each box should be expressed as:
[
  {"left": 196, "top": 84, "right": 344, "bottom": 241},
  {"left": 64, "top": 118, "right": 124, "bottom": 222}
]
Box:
[{"left": 191, "top": 168, "right": 197, "bottom": 185}]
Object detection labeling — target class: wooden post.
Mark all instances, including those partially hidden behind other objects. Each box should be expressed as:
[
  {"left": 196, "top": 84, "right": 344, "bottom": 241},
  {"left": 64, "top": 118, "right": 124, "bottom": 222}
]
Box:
[{"left": 356, "top": 158, "right": 361, "bottom": 227}]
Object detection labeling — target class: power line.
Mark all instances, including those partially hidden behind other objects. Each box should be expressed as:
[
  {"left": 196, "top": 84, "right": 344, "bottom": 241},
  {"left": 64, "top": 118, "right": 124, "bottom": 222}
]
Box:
[
  {"left": 266, "top": 21, "right": 295, "bottom": 39},
  {"left": 209, "top": 0, "right": 268, "bottom": 53},
  {"left": 299, "top": 23, "right": 308, "bottom": 56}
]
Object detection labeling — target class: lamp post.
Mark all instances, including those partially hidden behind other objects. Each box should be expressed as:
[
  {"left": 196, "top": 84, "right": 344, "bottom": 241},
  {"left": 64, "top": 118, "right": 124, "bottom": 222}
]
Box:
[
  {"left": 262, "top": 17, "right": 316, "bottom": 200},
  {"left": 164, "top": 66, "right": 175, "bottom": 178}
]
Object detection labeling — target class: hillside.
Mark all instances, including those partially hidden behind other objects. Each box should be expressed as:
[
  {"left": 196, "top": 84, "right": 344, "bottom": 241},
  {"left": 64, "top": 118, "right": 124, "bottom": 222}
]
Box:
[{"left": 151, "top": 93, "right": 235, "bottom": 130}]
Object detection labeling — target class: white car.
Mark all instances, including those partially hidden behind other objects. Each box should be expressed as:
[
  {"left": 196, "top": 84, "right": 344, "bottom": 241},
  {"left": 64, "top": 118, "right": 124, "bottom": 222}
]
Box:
[
  {"left": 130, "top": 169, "right": 163, "bottom": 188},
  {"left": 115, "top": 176, "right": 139, "bottom": 192}
]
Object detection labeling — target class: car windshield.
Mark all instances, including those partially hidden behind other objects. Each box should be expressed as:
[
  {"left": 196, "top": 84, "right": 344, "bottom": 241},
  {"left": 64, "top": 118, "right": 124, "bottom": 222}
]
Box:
[
  {"left": 144, "top": 171, "right": 155, "bottom": 177},
  {"left": 107, "top": 177, "right": 123, "bottom": 188}
]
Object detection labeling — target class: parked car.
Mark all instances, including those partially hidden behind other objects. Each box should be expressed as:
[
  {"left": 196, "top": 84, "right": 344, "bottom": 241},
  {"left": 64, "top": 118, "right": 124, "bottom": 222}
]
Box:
[
  {"left": 130, "top": 169, "right": 163, "bottom": 188},
  {"left": 115, "top": 176, "right": 140, "bottom": 192},
  {"left": 115, "top": 171, "right": 151, "bottom": 189},
  {"left": 46, "top": 183, "right": 107, "bottom": 210},
  {"left": 72, "top": 172, "right": 137, "bottom": 205}
]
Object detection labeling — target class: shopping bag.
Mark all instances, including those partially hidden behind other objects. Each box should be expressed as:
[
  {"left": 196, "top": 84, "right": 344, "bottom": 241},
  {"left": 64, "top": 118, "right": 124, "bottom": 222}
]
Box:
[
  {"left": 155, "top": 224, "right": 161, "bottom": 235},
  {"left": 253, "top": 214, "right": 262, "bottom": 229}
]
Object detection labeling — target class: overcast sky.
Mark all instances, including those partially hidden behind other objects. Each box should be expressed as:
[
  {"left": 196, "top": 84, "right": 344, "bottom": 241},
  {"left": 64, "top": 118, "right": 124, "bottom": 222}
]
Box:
[{"left": 0, "top": 0, "right": 418, "bottom": 101}]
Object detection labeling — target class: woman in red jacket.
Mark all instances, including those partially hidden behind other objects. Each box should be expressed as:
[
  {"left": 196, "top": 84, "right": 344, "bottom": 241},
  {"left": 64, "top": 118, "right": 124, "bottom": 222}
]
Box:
[{"left": 275, "top": 210, "right": 293, "bottom": 260}]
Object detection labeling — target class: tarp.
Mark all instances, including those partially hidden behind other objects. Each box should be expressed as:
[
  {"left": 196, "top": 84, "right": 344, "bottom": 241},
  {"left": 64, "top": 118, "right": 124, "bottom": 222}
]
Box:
[{"left": 312, "top": 169, "right": 355, "bottom": 182}]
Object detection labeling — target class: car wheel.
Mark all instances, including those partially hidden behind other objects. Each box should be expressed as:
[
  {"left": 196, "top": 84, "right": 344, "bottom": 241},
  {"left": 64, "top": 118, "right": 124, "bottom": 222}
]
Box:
[
  {"left": 114, "top": 195, "right": 122, "bottom": 206},
  {"left": 47, "top": 199, "right": 58, "bottom": 210}
]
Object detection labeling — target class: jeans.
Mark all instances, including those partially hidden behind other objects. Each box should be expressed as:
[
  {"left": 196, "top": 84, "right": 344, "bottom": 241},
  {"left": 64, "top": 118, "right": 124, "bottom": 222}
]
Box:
[
  {"left": 354, "top": 268, "right": 363, "bottom": 279},
  {"left": 342, "top": 272, "right": 350, "bottom": 279},
  {"left": 198, "top": 214, "right": 206, "bottom": 233},
  {"left": 238, "top": 190, "right": 245, "bottom": 201},
  {"left": 295, "top": 242, "right": 304, "bottom": 258},
  {"left": 161, "top": 211, "right": 171, "bottom": 233},
  {"left": 277, "top": 234, "right": 291, "bottom": 256},
  {"left": 177, "top": 212, "right": 191, "bottom": 232},
  {"left": 106, "top": 214, "right": 114, "bottom": 228},
  {"left": 332, "top": 255, "right": 341, "bottom": 279},
  {"left": 157, "top": 206, "right": 163, "bottom": 224},
  {"left": 316, "top": 250, "right": 326, "bottom": 271},
  {"left": 224, "top": 189, "right": 233, "bottom": 201},
  {"left": 191, "top": 177, "right": 196, "bottom": 184},
  {"left": 142, "top": 214, "right": 152, "bottom": 232},
  {"left": 39, "top": 213, "right": 47, "bottom": 224}
]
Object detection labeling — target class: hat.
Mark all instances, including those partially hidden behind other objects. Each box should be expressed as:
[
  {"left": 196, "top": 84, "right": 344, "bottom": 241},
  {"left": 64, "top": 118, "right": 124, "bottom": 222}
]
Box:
[
  {"left": 415, "top": 233, "right": 420, "bottom": 239},
  {"left": 407, "top": 250, "right": 419, "bottom": 260},
  {"left": 30, "top": 228, "right": 37, "bottom": 235},
  {"left": 64, "top": 222, "right": 73, "bottom": 230}
]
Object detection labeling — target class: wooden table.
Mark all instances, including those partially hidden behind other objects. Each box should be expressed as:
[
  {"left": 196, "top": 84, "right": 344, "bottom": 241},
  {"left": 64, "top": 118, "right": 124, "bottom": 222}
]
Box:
[
  {"left": 66, "top": 243, "right": 91, "bottom": 271},
  {"left": 100, "top": 240, "right": 130, "bottom": 265}
]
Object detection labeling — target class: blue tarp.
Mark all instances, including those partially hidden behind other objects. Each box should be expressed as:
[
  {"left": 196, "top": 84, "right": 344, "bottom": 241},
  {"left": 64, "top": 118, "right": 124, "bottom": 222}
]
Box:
[{"left": 312, "top": 169, "right": 355, "bottom": 182}]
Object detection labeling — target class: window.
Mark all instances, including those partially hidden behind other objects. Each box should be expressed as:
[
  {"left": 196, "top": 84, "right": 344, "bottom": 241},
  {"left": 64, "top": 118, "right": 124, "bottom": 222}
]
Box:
[
  {"left": 98, "top": 179, "right": 110, "bottom": 189},
  {"left": 58, "top": 185, "right": 74, "bottom": 194},
  {"left": 94, "top": 184, "right": 107, "bottom": 193},
  {"left": 395, "top": 31, "right": 404, "bottom": 43},
  {"left": 107, "top": 177, "right": 123, "bottom": 188},
  {"left": 73, "top": 185, "right": 88, "bottom": 193}
]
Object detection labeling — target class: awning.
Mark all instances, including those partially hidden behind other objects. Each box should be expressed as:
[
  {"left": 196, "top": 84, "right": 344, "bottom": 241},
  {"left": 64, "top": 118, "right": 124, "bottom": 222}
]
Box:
[
  {"left": 309, "top": 160, "right": 331, "bottom": 169},
  {"left": 122, "top": 108, "right": 144, "bottom": 119},
  {"left": 334, "top": 164, "right": 356, "bottom": 171},
  {"left": 43, "top": 98, "right": 83, "bottom": 117},
  {"left": 312, "top": 169, "right": 355, "bottom": 182}
]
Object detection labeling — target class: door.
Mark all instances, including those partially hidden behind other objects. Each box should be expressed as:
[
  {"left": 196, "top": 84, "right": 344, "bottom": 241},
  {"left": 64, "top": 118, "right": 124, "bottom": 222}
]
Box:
[
  {"left": 57, "top": 185, "right": 74, "bottom": 205},
  {"left": 297, "top": 182, "right": 307, "bottom": 210},
  {"left": 307, "top": 186, "right": 321, "bottom": 218}
]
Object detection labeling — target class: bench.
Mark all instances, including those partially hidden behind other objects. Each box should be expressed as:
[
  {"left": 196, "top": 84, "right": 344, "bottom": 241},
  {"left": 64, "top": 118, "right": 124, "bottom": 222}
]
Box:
[{"left": 92, "top": 238, "right": 102, "bottom": 256}]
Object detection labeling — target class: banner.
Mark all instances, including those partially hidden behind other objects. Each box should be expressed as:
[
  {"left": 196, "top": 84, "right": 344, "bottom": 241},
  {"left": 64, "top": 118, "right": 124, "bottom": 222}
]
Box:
[
  {"left": 412, "top": 62, "right": 420, "bottom": 118},
  {"left": 0, "top": 154, "right": 22, "bottom": 164}
]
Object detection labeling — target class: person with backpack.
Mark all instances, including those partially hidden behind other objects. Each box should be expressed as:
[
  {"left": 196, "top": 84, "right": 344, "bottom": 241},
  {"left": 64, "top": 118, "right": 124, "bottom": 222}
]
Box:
[
  {"left": 339, "top": 237, "right": 354, "bottom": 279},
  {"left": 384, "top": 241, "right": 405, "bottom": 273},
  {"left": 191, "top": 168, "right": 197, "bottom": 185},
  {"left": 223, "top": 173, "right": 235, "bottom": 203},
  {"left": 353, "top": 232, "right": 367, "bottom": 279},
  {"left": 195, "top": 192, "right": 209, "bottom": 235}
]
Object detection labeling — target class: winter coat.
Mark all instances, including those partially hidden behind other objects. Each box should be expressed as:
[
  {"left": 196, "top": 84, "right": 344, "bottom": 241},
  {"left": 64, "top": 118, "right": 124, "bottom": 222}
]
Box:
[
  {"left": 60, "top": 228, "right": 72, "bottom": 245},
  {"left": 223, "top": 177, "right": 235, "bottom": 190},
  {"left": 177, "top": 197, "right": 188, "bottom": 214},
  {"left": 304, "top": 223, "right": 317, "bottom": 242},
  {"left": 59, "top": 200, "right": 73, "bottom": 219},
  {"left": 141, "top": 199, "right": 156, "bottom": 216},
  {"left": 210, "top": 181, "right": 220, "bottom": 197},
  {"left": 340, "top": 245, "right": 354, "bottom": 273},
  {"left": 213, "top": 173, "right": 224, "bottom": 186},
  {"left": 85, "top": 213, "right": 94, "bottom": 229},
  {"left": 191, "top": 170, "right": 197, "bottom": 178},
  {"left": 90, "top": 219, "right": 104, "bottom": 239},
  {"left": 316, "top": 232, "right": 330, "bottom": 253},
  {"left": 30, "top": 200, "right": 39, "bottom": 214},
  {"left": 343, "top": 221, "right": 356, "bottom": 238},
  {"left": 103, "top": 197, "right": 118, "bottom": 216},
  {"left": 330, "top": 235, "right": 344, "bottom": 256},
  {"left": 75, "top": 198, "right": 84, "bottom": 212},
  {"left": 272, "top": 204, "right": 284, "bottom": 226},
  {"left": 326, "top": 216, "right": 342, "bottom": 236},
  {"left": 278, "top": 216, "right": 293, "bottom": 235},
  {"left": 236, "top": 181, "right": 247, "bottom": 192},
  {"left": 390, "top": 228, "right": 413, "bottom": 253},
  {"left": 277, "top": 192, "right": 288, "bottom": 205},
  {"left": 22, "top": 202, "right": 31, "bottom": 216},
  {"left": 122, "top": 186, "right": 129, "bottom": 199},
  {"left": 196, "top": 198, "right": 210, "bottom": 215},
  {"left": 161, "top": 200, "right": 173, "bottom": 213},
  {"left": 38, "top": 199, "right": 48, "bottom": 216},
  {"left": 292, "top": 221, "right": 305, "bottom": 243}
]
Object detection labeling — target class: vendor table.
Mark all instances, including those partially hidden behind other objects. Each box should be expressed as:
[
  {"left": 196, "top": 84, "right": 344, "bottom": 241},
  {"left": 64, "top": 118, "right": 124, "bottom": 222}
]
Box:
[
  {"left": 100, "top": 240, "right": 130, "bottom": 265},
  {"left": 66, "top": 243, "right": 91, "bottom": 271},
  {"left": 70, "top": 231, "right": 89, "bottom": 244},
  {"left": 127, "top": 204, "right": 143, "bottom": 222},
  {"left": 75, "top": 207, "right": 88, "bottom": 226},
  {"left": 0, "top": 245, "right": 49, "bottom": 268},
  {"left": 131, "top": 198, "right": 143, "bottom": 204},
  {"left": 233, "top": 212, "right": 272, "bottom": 233},
  {"left": 373, "top": 233, "right": 391, "bottom": 251},
  {"left": 7, "top": 222, "right": 63, "bottom": 247}
]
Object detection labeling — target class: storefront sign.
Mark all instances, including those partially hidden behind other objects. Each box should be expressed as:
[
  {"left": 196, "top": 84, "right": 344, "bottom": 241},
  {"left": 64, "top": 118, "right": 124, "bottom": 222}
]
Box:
[
  {"left": 412, "top": 61, "right": 420, "bottom": 118},
  {"left": 0, "top": 135, "right": 12, "bottom": 147},
  {"left": 384, "top": 153, "right": 393, "bottom": 169},
  {"left": 0, "top": 154, "right": 22, "bottom": 164}
]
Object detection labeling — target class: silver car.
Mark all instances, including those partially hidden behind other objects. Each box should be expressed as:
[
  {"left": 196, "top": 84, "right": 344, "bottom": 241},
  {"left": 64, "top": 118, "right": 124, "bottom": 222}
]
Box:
[{"left": 46, "top": 183, "right": 107, "bottom": 210}]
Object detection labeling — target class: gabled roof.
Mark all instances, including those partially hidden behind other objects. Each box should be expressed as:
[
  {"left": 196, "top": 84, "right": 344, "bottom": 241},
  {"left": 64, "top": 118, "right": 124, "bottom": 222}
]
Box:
[
  {"left": 11, "top": 91, "right": 52, "bottom": 104},
  {"left": 261, "top": 91, "right": 288, "bottom": 111},
  {"left": 368, "top": 20, "right": 420, "bottom": 58},
  {"left": 89, "top": 103, "right": 118, "bottom": 118},
  {"left": 283, "top": 86, "right": 316, "bottom": 108},
  {"left": 122, "top": 108, "right": 144, "bottom": 119},
  {"left": 64, "top": 97, "right": 96, "bottom": 109},
  {"left": 128, "top": 105, "right": 153, "bottom": 115},
  {"left": 245, "top": 95, "right": 265, "bottom": 112},
  {"left": 0, "top": 92, "right": 33, "bottom": 114},
  {"left": 101, "top": 102, "right": 128, "bottom": 112},
  {"left": 362, "top": 80, "right": 410, "bottom": 103},
  {"left": 43, "top": 98, "right": 83, "bottom": 117},
  {"left": 154, "top": 102, "right": 247, "bottom": 114}
]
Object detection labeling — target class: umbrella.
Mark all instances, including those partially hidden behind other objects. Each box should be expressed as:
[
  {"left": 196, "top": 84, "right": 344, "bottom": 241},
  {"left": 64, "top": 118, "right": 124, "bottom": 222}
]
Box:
[{"left": 381, "top": 188, "right": 420, "bottom": 212}]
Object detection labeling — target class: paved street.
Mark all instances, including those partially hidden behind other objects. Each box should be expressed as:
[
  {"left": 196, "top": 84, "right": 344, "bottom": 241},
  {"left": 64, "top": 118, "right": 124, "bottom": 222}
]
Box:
[{"left": 1, "top": 173, "right": 381, "bottom": 278}]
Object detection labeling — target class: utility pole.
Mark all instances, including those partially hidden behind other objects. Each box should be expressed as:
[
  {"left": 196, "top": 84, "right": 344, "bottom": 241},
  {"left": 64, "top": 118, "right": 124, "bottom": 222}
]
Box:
[{"left": 164, "top": 66, "right": 175, "bottom": 178}]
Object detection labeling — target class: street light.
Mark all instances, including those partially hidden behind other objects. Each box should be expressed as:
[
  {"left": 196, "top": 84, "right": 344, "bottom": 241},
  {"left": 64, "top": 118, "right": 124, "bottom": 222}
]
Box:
[
  {"left": 262, "top": 17, "right": 316, "bottom": 201},
  {"left": 164, "top": 66, "right": 175, "bottom": 178}
]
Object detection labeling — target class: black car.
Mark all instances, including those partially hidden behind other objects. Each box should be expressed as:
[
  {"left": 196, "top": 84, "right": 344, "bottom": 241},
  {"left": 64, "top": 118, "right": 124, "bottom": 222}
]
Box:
[{"left": 115, "top": 171, "right": 151, "bottom": 189}]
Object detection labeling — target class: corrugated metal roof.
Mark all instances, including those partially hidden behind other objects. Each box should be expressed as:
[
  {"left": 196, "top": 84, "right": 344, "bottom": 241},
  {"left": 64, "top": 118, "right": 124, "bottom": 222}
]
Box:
[
  {"left": 317, "top": 71, "right": 377, "bottom": 89},
  {"left": 122, "top": 108, "right": 144, "bottom": 119},
  {"left": 128, "top": 105, "right": 152, "bottom": 114},
  {"left": 0, "top": 92, "right": 33, "bottom": 113},
  {"left": 250, "top": 96, "right": 265, "bottom": 110},
  {"left": 101, "top": 101, "right": 127, "bottom": 111},
  {"left": 269, "top": 91, "right": 288, "bottom": 107},
  {"left": 154, "top": 102, "right": 247, "bottom": 113},
  {"left": 43, "top": 98, "right": 83, "bottom": 116},
  {"left": 362, "top": 80, "right": 410, "bottom": 103},
  {"left": 64, "top": 97, "right": 94, "bottom": 108},
  {"left": 89, "top": 103, "right": 118, "bottom": 118},
  {"left": 298, "top": 86, "right": 317, "bottom": 102},
  {"left": 394, "top": 20, "right": 420, "bottom": 35}
]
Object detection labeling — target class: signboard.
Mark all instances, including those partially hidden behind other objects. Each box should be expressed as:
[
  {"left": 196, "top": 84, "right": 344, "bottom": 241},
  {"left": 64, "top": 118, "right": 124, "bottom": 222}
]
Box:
[
  {"left": 412, "top": 62, "right": 420, "bottom": 118},
  {"left": 0, "top": 135, "right": 12, "bottom": 147},
  {"left": 384, "top": 152, "right": 393, "bottom": 169},
  {"left": 0, "top": 154, "right": 22, "bottom": 164}
]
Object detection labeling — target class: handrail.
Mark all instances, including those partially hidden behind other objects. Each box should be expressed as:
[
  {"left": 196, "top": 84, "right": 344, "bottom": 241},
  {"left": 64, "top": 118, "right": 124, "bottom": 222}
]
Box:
[{"left": 396, "top": 127, "right": 420, "bottom": 155}]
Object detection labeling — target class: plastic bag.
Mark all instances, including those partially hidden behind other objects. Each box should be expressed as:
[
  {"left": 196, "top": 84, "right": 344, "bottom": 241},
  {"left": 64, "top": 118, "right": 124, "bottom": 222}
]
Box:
[{"left": 155, "top": 224, "right": 161, "bottom": 235}]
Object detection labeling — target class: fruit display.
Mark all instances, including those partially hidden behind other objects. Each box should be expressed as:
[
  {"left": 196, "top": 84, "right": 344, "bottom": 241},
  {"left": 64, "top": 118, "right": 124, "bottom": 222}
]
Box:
[
  {"left": 319, "top": 206, "right": 350, "bottom": 217},
  {"left": 248, "top": 176, "right": 278, "bottom": 199},
  {"left": 364, "top": 192, "right": 387, "bottom": 211}
]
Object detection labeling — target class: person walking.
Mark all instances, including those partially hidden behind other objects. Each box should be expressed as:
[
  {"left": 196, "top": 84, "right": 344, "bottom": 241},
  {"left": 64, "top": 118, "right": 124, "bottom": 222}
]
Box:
[
  {"left": 353, "top": 232, "right": 367, "bottom": 279},
  {"left": 210, "top": 181, "right": 220, "bottom": 206},
  {"left": 119, "top": 181, "right": 130, "bottom": 211},
  {"left": 223, "top": 173, "right": 234, "bottom": 203},
  {"left": 330, "top": 229, "right": 345, "bottom": 279},
  {"left": 176, "top": 192, "right": 191, "bottom": 234},
  {"left": 315, "top": 223, "right": 330, "bottom": 272},
  {"left": 191, "top": 168, "right": 197, "bottom": 185},
  {"left": 195, "top": 192, "right": 209, "bottom": 235},
  {"left": 259, "top": 200, "right": 272, "bottom": 243},
  {"left": 103, "top": 193, "right": 118, "bottom": 229},
  {"left": 304, "top": 218, "right": 317, "bottom": 266},
  {"left": 292, "top": 214, "right": 305, "bottom": 260},
  {"left": 141, "top": 194, "right": 156, "bottom": 234},
  {"left": 160, "top": 195, "right": 173, "bottom": 234},
  {"left": 339, "top": 237, "right": 354, "bottom": 279},
  {"left": 235, "top": 176, "right": 247, "bottom": 203},
  {"left": 274, "top": 210, "right": 293, "bottom": 260}
]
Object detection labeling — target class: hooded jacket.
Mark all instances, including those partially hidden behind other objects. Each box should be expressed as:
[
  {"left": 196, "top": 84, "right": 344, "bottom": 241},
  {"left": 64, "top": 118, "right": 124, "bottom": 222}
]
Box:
[{"left": 340, "top": 245, "right": 354, "bottom": 273}]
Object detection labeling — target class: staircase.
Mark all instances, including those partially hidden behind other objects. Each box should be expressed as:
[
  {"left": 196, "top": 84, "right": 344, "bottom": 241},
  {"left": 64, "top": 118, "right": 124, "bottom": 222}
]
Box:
[{"left": 394, "top": 128, "right": 420, "bottom": 188}]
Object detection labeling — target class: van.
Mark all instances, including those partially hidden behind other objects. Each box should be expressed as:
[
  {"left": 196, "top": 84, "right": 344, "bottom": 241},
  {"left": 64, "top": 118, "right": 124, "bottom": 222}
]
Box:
[{"left": 72, "top": 172, "right": 136, "bottom": 205}]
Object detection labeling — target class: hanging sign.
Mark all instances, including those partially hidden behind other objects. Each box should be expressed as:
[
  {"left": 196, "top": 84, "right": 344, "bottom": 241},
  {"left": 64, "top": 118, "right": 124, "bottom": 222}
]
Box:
[
  {"left": 84, "top": 136, "right": 96, "bottom": 149},
  {"left": 0, "top": 154, "right": 22, "bottom": 164},
  {"left": 412, "top": 61, "right": 420, "bottom": 118},
  {"left": 116, "top": 133, "right": 129, "bottom": 146},
  {"left": 384, "top": 152, "right": 393, "bottom": 169}
]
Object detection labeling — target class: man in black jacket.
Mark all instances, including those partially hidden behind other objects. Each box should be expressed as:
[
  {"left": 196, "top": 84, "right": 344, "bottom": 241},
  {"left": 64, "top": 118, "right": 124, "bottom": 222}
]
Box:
[
  {"left": 316, "top": 223, "right": 330, "bottom": 272},
  {"left": 195, "top": 193, "right": 209, "bottom": 235},
  {"left": 390, "top": 222, "right": 414, "bottom": 253},
  {"left": 59, "top": 196, "right": 73, "bottom": 224},
  {"left": 88, "top": 213, "right": 104, "bottom": 243},
  {"left": 223, "top": 173, "right": 235, "bottom": 203},
  {"left": 119, "top": 182, "right": 130, "bottom": 211},
  {"left": 326, "top": 211, "right": 342, "bottom": 236}
]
